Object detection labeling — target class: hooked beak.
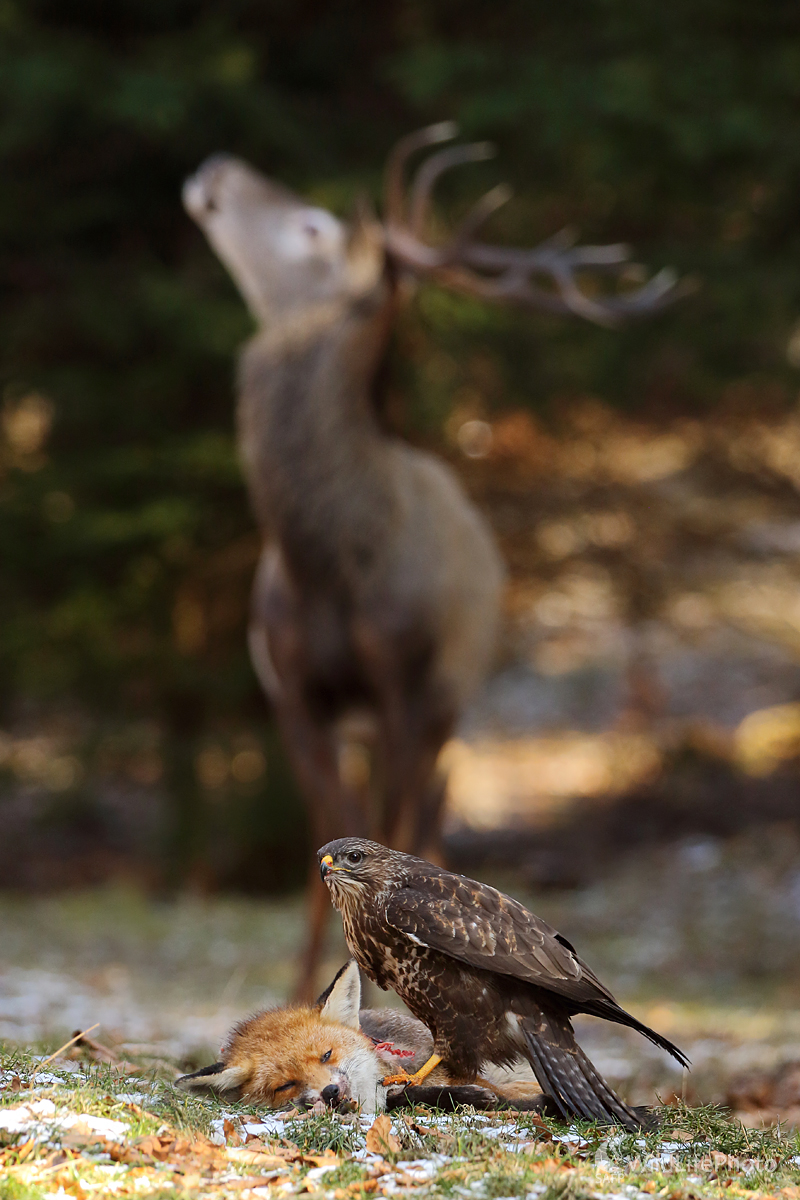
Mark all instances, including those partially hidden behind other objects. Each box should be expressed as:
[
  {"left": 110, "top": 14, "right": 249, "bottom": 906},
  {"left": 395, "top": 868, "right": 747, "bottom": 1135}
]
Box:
[{"left": 320, "top": 854, "right": 337, "bottom": 880}]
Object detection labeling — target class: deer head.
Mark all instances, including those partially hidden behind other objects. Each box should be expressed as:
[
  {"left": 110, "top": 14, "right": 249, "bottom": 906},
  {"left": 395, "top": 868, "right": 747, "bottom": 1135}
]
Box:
[
  {"left": 183, "top": 155, "right": 384, "bottom": 326},
  {"left": 184, "top": 123, "right": 682, "bottom": 331}
]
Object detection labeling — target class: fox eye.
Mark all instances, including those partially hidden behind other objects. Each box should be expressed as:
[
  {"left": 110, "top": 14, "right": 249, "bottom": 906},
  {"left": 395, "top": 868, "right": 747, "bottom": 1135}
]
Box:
[
  {"left": 274, "top": 1080, "right": 297, "bottom": 1093},
  {"left": 320, "top": 1049, "right": 332, "bottom": 1063}
]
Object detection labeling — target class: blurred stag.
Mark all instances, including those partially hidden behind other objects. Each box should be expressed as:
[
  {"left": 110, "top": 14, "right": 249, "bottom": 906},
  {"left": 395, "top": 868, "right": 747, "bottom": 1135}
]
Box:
[{"left": 183, "top": 124, "right": 679, "bottom": 996}]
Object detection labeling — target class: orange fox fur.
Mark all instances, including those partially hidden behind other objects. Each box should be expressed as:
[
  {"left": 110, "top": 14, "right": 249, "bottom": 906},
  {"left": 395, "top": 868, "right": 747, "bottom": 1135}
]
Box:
[
  {"left": 177, "top": 961, "right": 387, "bottom": 1111},
  {"left": 176, "top": 960, "right": 543, "bottom": 1113}
]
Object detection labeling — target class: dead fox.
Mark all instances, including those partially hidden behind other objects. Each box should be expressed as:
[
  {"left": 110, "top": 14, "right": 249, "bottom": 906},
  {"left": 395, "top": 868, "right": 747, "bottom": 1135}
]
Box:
[
  {"left": 177, "top": 960, "right": 388, "bottom": 1112},
  {"left": 176, "top": 960, "right": 541, "bottom": 1114}
]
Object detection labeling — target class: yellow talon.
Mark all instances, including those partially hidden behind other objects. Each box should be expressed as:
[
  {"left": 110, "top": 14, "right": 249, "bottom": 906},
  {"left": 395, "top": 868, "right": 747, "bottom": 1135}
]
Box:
[{"left": 382, "top": 1053, "right": 442, "bottom": 1088}]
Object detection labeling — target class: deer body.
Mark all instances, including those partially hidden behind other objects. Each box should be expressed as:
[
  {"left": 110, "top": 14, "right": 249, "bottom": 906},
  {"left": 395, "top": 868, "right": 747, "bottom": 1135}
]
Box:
[
  {"left": 184, "top": 129, "right": 679, "bottom": 995},
  {"left": 240, "top": 288, "right": 502, "bottom": 846},
  {"left": 184, "top": 152, "right": 502, "bottom": 992}
]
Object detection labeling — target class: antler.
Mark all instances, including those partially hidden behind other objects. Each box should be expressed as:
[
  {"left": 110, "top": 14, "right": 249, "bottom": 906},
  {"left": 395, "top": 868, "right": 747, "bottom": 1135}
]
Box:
[{"left": 383, "top": 124, "right": 682, "bottom": 326}]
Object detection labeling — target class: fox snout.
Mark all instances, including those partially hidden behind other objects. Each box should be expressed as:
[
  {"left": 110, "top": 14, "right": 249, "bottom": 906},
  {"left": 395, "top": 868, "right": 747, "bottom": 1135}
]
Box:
[{"left": 298, "top": 1069, "right": 352, "bottom": 1111}]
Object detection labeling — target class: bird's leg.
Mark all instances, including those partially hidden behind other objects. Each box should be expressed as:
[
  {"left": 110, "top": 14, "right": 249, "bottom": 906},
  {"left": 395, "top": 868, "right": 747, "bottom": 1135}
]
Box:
[{"left": 383, "top": 1052, "right": 442, "bottom": 1087}]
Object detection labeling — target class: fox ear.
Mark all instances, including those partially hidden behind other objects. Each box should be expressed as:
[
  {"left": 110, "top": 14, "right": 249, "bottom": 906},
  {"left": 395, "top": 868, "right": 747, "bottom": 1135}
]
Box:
[
  {"left": 175, "top": 1062, "right": 248, "bottom": 1098},
  {"left": 319, "top": 959, "right": 361, "bottom": 1029}
]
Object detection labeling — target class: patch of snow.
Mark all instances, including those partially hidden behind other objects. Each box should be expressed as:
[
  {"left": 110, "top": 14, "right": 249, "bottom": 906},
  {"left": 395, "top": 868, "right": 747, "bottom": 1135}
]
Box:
[
  {"left": 243, "top": 1113, "right": 292, "bottom": 1137},
  {"left": 304, "top": 1164, "right": 339, "bottom": 1185},
  {"left": 208, "top": 1117, "right": 227, "bottom": 1145},
  {"left": 397, "top": 1155, "right": 451, "bottom": 1179},
  {"left": 553, "top": 1128, "right": 589, "bottom": 1144},
  {"left": 0, "top": 1099, "right": 128, "bottom": 1144},
  {"left": 0, "top": 1097, "right": 57, "bottom": 1128}
]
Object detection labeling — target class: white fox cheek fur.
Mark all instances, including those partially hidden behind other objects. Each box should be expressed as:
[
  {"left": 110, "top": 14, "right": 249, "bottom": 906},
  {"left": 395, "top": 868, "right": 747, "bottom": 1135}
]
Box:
[{"left": 176, "top": 960, "right": 388, "bottom": 1113}]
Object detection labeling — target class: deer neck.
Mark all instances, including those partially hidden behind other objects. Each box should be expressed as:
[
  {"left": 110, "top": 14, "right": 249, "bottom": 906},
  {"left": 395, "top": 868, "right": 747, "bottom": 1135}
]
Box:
[{"left": 237, "top": 292, "right": 396, "bottom": 586}]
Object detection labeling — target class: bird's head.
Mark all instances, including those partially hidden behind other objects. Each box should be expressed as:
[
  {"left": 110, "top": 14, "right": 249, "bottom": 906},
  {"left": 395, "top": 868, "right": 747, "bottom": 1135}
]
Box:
[{"left": 318, "top": 838, "right": 393, "bottom": 906}]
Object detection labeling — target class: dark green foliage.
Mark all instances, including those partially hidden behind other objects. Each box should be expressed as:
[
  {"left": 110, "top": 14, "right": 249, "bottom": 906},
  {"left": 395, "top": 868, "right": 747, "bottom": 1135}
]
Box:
[{"left": 2, "top": 1, "right": 800, "bottom": 887}]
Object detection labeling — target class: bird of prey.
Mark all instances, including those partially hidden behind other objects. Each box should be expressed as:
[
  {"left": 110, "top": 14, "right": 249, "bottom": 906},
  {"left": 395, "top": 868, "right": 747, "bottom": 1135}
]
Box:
[{"left": 319, "top": 838, "right": 688, "bottom": 1129}]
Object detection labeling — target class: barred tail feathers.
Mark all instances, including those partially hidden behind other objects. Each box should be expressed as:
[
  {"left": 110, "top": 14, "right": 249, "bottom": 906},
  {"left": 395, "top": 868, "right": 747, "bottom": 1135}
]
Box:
[{"left": 519, "top": 1012, "right": 644, "bottom": 1131}]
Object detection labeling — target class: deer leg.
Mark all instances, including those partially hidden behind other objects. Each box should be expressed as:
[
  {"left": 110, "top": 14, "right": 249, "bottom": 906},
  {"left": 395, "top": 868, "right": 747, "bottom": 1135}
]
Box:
[
  {"left": 412, "top": 764, "right": 449, "bottom": 861},
  {"left": 352, "top": 619, "right": 454, "bottom": 853},
  {"left": 269, "top": 686, "right": 370, "bottom": 1000},
  {"left": 252, "top": 554, "right": 371, "bottom": 837},
  {"left": 294, "top": 863, "right": 333, "bottom": 1003},
  {"left": 271, "top": 690, "right": 366, "bottom": 836},
  {"left": 268, "top": 695, "right": 334, "bottom": 1000},
  {"left": 256, "top": 603, "right": 369, "bottom": 998},
  {"left": 385, "top": 704, "right": 453, "bottom": 855}
]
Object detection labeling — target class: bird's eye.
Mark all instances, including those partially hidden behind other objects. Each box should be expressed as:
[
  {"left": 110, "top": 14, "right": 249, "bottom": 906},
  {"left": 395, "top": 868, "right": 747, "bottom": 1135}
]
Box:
[
  {"left": 346, "top": 850, "right": 363, "bottom": 866},
  {"left": 321, "top": 1049, "right": 332, "bottom": 1063},
  {"left": 274, "top": 1080, "right": 297, "bottom": 1093}
]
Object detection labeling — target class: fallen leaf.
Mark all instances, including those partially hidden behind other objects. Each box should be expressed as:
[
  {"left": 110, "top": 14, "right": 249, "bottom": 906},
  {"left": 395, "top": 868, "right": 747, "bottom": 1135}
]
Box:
[
  {"left": 39, "top": 1150, "right": 69, "bottom": 1168},
  {"left": 226, "top": 1177, "right": 289, "bottom": 1191},
  {"left": 174, "top": 1171, "right": 202, "bottom": 1191},
  {"left": 227, "top": 1147, "right": 294, "bottom": 1169},
  {"left": 53, "top": 1167, "right": 89, "bottom": 1199},
  {"left": 223, "top": 1117, "right": 243, "bottom": 1146},
  {"left": 124, "top": 1101, "right": 162, "bottom": 1121},
  {"left": 61, "top": 1121, "right": 109, "bottom": 1149},
  {"left": 523, "top": 1115, "right": 550, "bottom": 1135},
  {"left": 134, "top": 1130, "right": 224, "bottom": 1167},
  {"left": 236, "top": 1137, "right": 289, "bottom": 1156},
  {"left": 135, "top": 1134, "right": 175, "bottom": 1160},
  {"left": 109, "top": 1143, "right": 148, "bottom": 1165},
  {"left": 365, "top": 1115, "right": 400, "bottom": 1157},
  {"left": 303, "top": 1153, "right": 340, "bottom": 1168},
  {"left": 530, "top": 1156, "right": 571, "bottom": 1173}
]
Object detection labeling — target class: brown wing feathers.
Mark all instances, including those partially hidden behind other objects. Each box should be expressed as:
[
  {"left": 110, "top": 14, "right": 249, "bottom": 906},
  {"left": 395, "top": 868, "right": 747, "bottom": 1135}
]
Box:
[
  {"left": 387, "top": 872, "right": 689, "bottom": 1068},
  {"left": 386, "top": 880, "right": 609, "bottom": 1002}
]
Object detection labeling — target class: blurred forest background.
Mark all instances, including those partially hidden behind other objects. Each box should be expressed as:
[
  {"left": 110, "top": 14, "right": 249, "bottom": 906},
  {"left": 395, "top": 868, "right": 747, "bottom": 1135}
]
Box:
[{"left": 4, "top": 0, "right": 800, "bottom": 925}]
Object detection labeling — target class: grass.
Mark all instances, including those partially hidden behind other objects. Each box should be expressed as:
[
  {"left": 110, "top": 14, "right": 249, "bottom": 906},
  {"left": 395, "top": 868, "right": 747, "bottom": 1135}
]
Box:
[
  {"left": 284, "top": 1111, "right": 367, "bottom": 1157},
  {"left": 3, "top": 889, "right": 800, "bottom": 1198},
  {"left": 2, "top": 1043, "right": 800, "bottom": 1199}
]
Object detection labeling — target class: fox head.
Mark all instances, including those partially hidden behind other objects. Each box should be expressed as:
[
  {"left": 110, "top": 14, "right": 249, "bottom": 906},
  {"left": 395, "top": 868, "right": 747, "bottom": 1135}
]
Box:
[{"left": 176, "top": 960, "right": 386, "bottom": 1112}]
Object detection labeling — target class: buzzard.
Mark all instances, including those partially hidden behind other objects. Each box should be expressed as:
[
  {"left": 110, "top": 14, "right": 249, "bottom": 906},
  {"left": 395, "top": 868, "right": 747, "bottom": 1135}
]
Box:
[{"left": 319, "top": 838, "right": 688, "bottom": 1129}]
